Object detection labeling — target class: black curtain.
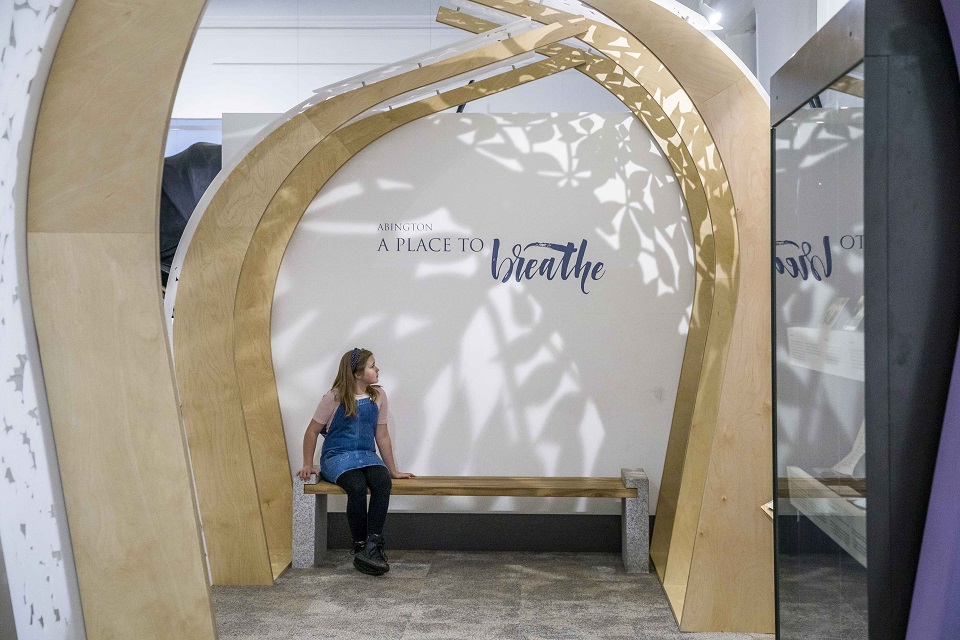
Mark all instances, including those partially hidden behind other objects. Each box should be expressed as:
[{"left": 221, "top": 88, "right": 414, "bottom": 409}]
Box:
[{"left": 160, "top": 142, "right": 221, "bottom": 286}]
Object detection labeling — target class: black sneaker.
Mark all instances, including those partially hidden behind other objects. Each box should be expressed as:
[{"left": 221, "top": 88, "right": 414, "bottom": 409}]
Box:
[
  {"left": 353, "top": 533, "right": 389, "bottom": 576},
  {"left": 351, "top": 541, "right": 365, "bottom": 555}
]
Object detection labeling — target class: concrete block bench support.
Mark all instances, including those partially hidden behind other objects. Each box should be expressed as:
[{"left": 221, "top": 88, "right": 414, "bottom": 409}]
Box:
[
  {"left": 293, "top": 472, "right": 649, "bottom": 573},
  {"left": 621, "top": 468, "right": 650, "bottom": 573},
  {"left": 292, "top": 479, "right": 326, "bottom": 569}
]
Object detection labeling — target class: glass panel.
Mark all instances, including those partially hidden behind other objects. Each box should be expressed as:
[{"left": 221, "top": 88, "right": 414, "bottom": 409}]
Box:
[{"left": 773, "top": 61, "right": 867, "bottom": 639}]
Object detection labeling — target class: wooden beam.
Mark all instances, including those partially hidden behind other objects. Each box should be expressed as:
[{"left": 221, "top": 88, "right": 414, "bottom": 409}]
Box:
[{"left": 304, "top": 476, "right": 637, "bottom": 498}]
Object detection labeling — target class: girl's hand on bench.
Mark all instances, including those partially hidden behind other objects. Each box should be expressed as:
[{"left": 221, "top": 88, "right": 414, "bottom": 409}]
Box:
[
  {"left": 297, "top": 465, "right": 319, "bottom": 481},
  {"left": 392, "top": 471, "right": 415, "bottom": 479}
]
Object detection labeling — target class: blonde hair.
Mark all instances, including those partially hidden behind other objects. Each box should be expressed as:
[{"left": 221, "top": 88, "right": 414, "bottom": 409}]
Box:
[{"left": 331, "top": 348, "right": 379, "bottom": 418}]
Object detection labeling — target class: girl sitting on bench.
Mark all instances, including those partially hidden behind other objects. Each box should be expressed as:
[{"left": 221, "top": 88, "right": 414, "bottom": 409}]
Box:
[{"left": 298, "top": 347, "right": 413, "bottom": 575}]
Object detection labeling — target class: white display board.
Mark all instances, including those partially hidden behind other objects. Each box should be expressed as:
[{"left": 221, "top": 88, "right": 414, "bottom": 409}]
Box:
[{"left": 272, "top": 113, "right": 694, "bottom": 514}]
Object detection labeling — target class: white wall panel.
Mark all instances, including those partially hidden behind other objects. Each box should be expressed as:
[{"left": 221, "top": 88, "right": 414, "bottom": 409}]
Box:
[
  {"left": 0, "top": 0, "right": 85, "bottom": 637},
  {"left": 272, "top": 113, "right": 693, "bottom": 515}
]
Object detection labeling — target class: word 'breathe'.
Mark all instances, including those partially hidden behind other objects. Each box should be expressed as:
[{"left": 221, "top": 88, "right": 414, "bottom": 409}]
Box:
[{"left": 491, "top": 239, "right": 605, "bottom": 294}]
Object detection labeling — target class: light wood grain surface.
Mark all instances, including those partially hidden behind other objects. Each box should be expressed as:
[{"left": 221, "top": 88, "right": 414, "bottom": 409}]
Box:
[
  {"left": 304, "top": 476, "right": 637, "bottom": 498},
  {"left": 25, "top": 0, "right": 216, "bottom": 636}
]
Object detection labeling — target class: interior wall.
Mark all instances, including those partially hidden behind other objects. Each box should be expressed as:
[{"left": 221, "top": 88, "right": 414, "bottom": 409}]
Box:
[
  {"left": 0, "top": 0, "right": 85, "bottom": 637},
  {"left": 270, "top": 112, "right": 694, "bottom": 515},
  {"left": 172, "top": 0, "right": 633, "bottom": 119},
  {"left": 173, "top": 0, "right": 848, "bottom": 120}
]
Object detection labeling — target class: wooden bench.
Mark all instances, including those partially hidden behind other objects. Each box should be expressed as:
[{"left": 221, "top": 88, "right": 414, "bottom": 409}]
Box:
[{"left": 293, "top": 469, "right": 649, "bottom": 573}]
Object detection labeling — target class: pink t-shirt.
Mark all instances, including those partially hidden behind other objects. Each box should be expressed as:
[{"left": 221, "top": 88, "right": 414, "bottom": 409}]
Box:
[{"left": 311, "top": 388, "right": 389, "bottom": 426}]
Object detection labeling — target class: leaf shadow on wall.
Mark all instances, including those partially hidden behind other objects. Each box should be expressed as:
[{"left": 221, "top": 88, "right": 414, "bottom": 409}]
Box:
[{"left": 273, "top": 112, "right": 695, "bottom": 514}]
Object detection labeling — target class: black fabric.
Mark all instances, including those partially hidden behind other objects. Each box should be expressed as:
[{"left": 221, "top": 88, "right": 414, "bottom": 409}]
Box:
[
  {"left": 335, "top": 465, "right": 392, "bottom": 541},
  {"left": 160, "top": 142, "right": 221, "bottom": 282}
]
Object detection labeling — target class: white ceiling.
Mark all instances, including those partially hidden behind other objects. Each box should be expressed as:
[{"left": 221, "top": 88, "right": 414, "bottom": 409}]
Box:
[{"left": 203, "top": 0, "right": 760, "bottom": 34}]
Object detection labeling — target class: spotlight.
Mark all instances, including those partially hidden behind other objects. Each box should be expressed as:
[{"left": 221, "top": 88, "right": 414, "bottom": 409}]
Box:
[{"left": 699, "top": 1, "right": 723, "bottom": 29}]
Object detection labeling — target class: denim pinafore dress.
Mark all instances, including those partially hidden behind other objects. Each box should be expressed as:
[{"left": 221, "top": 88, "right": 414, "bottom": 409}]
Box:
[{"left": 319, "top": 397, "right": 386, "bottom": 483}]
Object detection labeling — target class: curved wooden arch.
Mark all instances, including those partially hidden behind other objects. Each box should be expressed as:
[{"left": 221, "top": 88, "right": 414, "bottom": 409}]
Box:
[
  {"left": 224, "top": 7, "right": 732, "bottom": 596},
  {"left": 432, "top": 10, "right": 730, "bottom": 615},
  {"left": 25, "top": 0, "right": 216, "bottom": 636},
  {"left": 584, "top": 0, "right": 772, "bottom": 631},
  {"left": 18, "top": 0, "right": 770, "bottom": 633},
  {"left": 171, "top": 0, "right": 770, "bottom": 631},
  {"left": 226, "top": 0, "right": 771, "bottom": 631},
  {"left": 455, "top": 2, "right": 771, "bottom": 629},
  {"left": 434, "top": 17, "right": 720, "bottom": 533},
  {"left": 436, "top": 8, "right": 753, "bottom": 620},
  {"left": 172, "top": 19, "right": 589, "bottom": 585}
]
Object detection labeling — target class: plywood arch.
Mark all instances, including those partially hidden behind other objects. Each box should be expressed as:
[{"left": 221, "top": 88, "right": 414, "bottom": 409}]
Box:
[
  {"left": 434, "top": 18, "right": 721, "bottom": 549},
  {"left": 25, "top": 0, "right": 217, "bottom": 637},
  {"left": 170, "top": 0, "right": 771, "bottom": 631},
  {"left": 224, "top": 10, "right": 734, "bottom": 596},
  {"left": 584, "top": 0, "right": 773, "bottom": 631},
  {"left": 443, "top": 7, "right": 750, "bottom": 618},
  {"left": 227, "top": 0, "right": 771, "bottom": 631}
]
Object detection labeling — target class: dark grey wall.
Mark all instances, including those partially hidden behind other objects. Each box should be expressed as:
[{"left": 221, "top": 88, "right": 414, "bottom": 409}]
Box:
[
  {"left": 326, "top": 513, "right": 656, "bottom": 554},
  {"left": 864, "top": 1, "right": 960, "bottom": 639}
]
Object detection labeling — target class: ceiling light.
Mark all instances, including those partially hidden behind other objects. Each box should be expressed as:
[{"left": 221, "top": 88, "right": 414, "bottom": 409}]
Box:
[{"left": 699, "top": 1, "right": 723, "bottom": 29}]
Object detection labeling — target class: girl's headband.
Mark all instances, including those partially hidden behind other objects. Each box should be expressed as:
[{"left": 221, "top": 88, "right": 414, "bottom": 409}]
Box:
[{"left": 350, "top": 347, "right": 362, "bottom": 370}]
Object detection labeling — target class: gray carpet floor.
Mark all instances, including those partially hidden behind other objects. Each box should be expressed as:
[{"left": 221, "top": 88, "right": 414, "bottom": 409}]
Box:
[
  {"left": 213, "top": 551, "right": 775, "bottom": 640},
  {"left": 777, "top": 553, "right": 867, "bottom": 640}
]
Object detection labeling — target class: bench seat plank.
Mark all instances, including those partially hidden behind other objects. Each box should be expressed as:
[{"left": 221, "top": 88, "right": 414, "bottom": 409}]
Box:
[{"left": 303, "top": 476, "right": 637, "bottom": 498}]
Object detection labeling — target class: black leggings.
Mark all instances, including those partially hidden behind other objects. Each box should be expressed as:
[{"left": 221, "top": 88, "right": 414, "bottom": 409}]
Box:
[{"left": 335, "top": 465, "right": 392, "bottom": 542}]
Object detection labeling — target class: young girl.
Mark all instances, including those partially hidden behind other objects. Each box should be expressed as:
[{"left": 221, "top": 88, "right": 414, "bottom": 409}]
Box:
[{"left": 298, "top": 348, "right": 413, "bottom": 576}]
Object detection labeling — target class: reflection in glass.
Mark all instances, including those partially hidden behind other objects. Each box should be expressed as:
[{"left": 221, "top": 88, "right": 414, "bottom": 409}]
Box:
[{"left": 774, "top": 63, "right": 867, "bottom": 639}]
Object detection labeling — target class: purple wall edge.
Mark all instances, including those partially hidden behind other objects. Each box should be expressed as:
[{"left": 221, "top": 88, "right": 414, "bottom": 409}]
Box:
[
  {"left": 906, "top": 3, "right": 960, "bottom": 624},
  {"left": 944, "top": 1, "right": 960, "bottom": 76},
  {"left": 905, "top": 339, "right": 960, "bottom": 637}
]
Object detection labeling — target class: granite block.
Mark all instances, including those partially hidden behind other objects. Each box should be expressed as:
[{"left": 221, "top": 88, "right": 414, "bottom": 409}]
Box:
[{"left": 621, "top": 468, "right": 649, "bottom": 573}]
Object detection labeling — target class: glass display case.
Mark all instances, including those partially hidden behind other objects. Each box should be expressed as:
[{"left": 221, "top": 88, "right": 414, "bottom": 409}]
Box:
[{"left": 771, "top": 2, "right": 866, "bottom": 637}]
